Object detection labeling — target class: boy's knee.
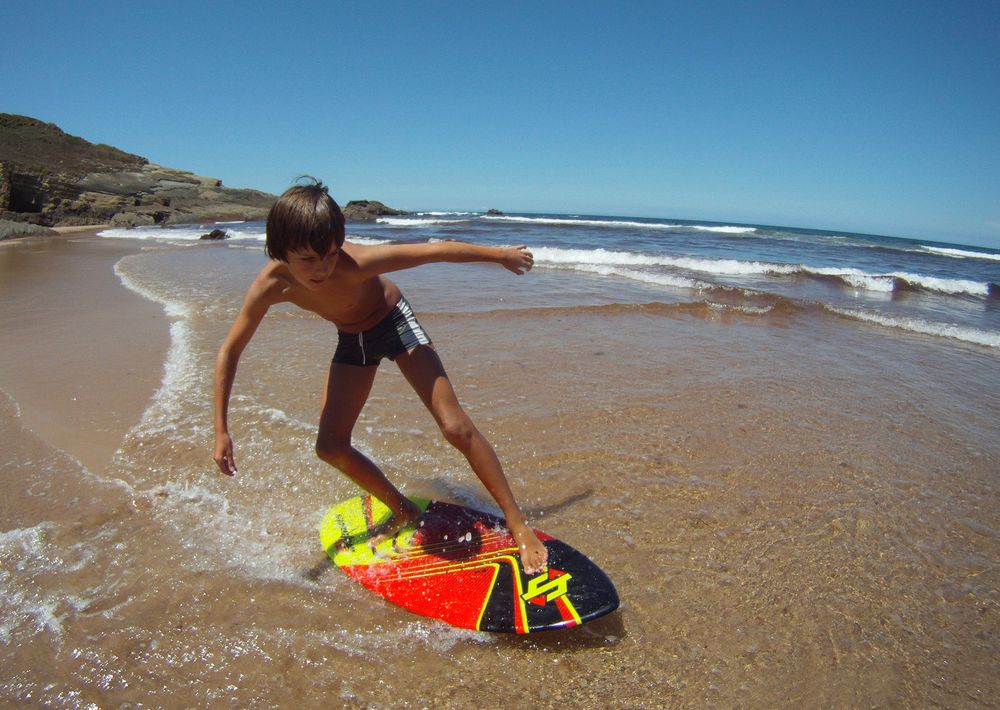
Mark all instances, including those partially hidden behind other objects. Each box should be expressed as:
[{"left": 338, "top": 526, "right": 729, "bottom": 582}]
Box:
[
  {"left": 440, "top": 416, "right": 475, "bottom": 451},
  {"left": 316, "top": 437, "right": 352, "bottom": 468}
]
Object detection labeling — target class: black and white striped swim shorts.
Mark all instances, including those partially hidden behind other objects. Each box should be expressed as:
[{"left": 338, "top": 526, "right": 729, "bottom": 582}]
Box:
[{"left": 332, "top": 295, "right": 432, "bottom": 367}]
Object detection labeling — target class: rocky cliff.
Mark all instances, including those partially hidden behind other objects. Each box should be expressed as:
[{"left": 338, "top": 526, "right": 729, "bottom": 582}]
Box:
[
  {"left": 0, "top": 113, "right": 276, "bottom": 234},
  {"left": 0, "top": 114, "right": 413, "bottom": 239}
]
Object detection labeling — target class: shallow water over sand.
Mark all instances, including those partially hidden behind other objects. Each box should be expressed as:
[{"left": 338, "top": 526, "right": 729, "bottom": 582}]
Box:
[{"left": 1, "top": 236, "right": 998, "bottom": 707}]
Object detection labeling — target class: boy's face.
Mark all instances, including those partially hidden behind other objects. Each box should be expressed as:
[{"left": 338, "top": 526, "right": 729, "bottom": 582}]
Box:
[{"left": 286, "top": 243, "right": 341, "bottom": 290}]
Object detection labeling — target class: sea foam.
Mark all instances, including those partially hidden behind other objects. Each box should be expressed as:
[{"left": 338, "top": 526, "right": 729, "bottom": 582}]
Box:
[
  {"left": 826, "top": 307, "right": 1000, "bottom": 348},
  {"left": 920, "top": 246, "right": 1000, "bottom": 262},
  {"left": 532, "top": 247, "right": 995, "bottom": 298},
  {"left": 98, "top": 224, "right": 267, "bottom": 242},
  {"left": 112, "top": 257, "right": 199, "bottom": 434},
  {"left": 533, "top": 246, "right": 792, "bottom": 276},
  {"left": 483, "top": 215, "right": 757, "bottom": 233},
  {"left": 0, "top": 523, "right": 98, "bottom": 643},
  {"left": 804, "top": 267, "right": 992, "bottom": 297},
  {"left": 376, "top": 217, "right": 468, "bottom": 227},
  {"left": 483, "top": 215, "right": 683, "bottom": 229}
]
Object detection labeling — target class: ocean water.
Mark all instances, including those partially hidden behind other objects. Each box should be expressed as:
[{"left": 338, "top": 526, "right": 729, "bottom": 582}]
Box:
[
  {"left": 1, "top": 214, "right": 998, "bottom": 707},
  {"left": 100, "top": 213, "right": 1000, "bottom": 349}
]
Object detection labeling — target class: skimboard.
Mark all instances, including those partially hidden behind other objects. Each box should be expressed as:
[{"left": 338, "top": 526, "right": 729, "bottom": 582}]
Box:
[{"left": 319, "top": 495, "right": 619, "bottom": 633}]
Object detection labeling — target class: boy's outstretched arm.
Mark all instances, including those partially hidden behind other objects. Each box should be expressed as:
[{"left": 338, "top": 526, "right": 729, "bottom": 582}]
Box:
[{"left": 354, "top": 242, "right": 534, "bottom": 277}]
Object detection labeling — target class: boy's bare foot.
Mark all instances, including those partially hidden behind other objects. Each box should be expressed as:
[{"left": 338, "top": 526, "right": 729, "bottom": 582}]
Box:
[
  {"left": 510, "top": 521, "right": 548, "bottom": 575},
  {"left": 367, "top": 498, "right": 423, "bottom": 551}
]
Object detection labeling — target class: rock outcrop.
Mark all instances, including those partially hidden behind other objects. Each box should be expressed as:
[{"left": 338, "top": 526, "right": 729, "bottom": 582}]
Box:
[
  {"left": 1, "top": 114, "right": 412, "bottom": 238},
  {"left": 0, "top": 219, "right": 58, "bottom": 240},
  {"left": 341, "top": 200, "right": 410, "bottom": 221},
  {"left": 0, "top": 113, "right": 276, "bottom": 231}
]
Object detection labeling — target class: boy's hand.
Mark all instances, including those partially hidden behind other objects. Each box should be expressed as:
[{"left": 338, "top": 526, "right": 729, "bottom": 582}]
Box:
[
  {"left": 500, "top": 245, "right": 534, "bottom": 275},
  {"left": 214, "top": 432, "right": 238, "bottom": 476}
]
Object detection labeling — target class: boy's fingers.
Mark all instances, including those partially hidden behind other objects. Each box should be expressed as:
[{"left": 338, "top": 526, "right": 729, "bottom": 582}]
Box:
[{"left": 215, "top": 454, "right": 237, "bottom": 476}]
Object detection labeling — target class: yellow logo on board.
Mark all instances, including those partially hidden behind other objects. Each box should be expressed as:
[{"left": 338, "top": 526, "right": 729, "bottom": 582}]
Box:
[{"left": 521, "top": 569, "right": 572, "bottom": 606}]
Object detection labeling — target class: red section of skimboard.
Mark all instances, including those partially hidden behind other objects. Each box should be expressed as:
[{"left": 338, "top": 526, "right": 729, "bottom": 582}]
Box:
[
  {"left": 321, "top": 496, "right": 618, "bottom": 633},
  {"left": 343, "top": 561, "right": 501, "bottom": 630},
  {"left": 340, "top": 502, "right": 551, "bottom": 630}
]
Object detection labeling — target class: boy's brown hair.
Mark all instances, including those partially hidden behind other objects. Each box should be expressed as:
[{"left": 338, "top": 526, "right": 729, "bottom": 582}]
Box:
[{"left": 265, "top": 178, "right": 346, "bottom": 261}]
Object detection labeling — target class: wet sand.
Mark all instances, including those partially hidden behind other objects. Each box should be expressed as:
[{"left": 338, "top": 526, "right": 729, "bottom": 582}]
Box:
[
  {"left": 1, "top": 236, "right": 998, "bottom": 707},
  {"left": 0, "top": 229, "right": 169, "bottom": 473}
]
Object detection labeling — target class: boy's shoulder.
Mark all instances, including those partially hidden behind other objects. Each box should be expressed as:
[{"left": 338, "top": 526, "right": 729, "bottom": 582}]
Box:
[{"left": 249, "top": 261, "right": 296, "bottom": 304}]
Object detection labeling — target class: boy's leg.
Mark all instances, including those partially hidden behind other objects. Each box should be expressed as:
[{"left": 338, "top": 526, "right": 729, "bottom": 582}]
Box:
[
  {"left": 394, "top": 345, "right": 549, "bottom": 574},
  {"left": 316, "top": 361, "right": 422, "bottom": 533}
]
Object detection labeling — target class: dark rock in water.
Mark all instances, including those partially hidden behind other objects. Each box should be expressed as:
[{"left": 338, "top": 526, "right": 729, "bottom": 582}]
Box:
[
  {"left": 342, "top": 200, "right": 410, "bottom": 222},
  {"left": 0, "top": 113, "right": 276, "bottom": 228},
  {"left": 109, "top": 211, "right": 156, "bottom": 228},
  {"left": 486, "top": 208, "right": 504, "bottom": 216},
  {"left": 200, "top": 228, "right": 228, "bottom": 240}
]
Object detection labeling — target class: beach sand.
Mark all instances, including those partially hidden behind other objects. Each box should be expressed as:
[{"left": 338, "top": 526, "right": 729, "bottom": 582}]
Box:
[
  {"left": 0, "top": 228, "right": 168, "bottom": 473},
  {"left": 1, "top": 234, "right": 998, "bottom": 707}
]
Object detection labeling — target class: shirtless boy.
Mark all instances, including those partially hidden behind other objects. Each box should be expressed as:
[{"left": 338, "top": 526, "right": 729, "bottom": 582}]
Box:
[{"left": 212, "top": 180, "right": 549, "bottom": 574}]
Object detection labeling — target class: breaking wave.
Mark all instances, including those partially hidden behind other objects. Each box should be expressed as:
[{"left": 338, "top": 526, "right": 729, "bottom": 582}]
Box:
[
  {"left": 533, "top": 246, "right": 995, "bottom": 299},
  {"left": 483, "top": 215, "right": 756, "bottom": 233},
  {"left": 826, "top": 307, "right": 1000, "bottom": 348},
  {"left": 920, "top": 246, "right": 1000, "bottom": 262}
]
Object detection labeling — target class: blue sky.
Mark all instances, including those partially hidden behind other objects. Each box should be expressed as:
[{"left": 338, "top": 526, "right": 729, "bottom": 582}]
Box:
[{"left": 4, "top": 1, "right": 999, "bottom": 247}]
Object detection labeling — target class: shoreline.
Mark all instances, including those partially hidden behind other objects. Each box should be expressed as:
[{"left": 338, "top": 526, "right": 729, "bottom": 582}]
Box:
[
  {"left": 1, "top": 219, "right": 247, "bottom": 243},
  {"left": 52, "top": 224, "right": 111, "bottom": 236},
  {"left": 0, "top": 223, "right": 111, "bottom": 243},
  {"left": 53, "top": 223, "right": 111, "bottom": 234},
  {"left": 0, "top": 230, "right": 170, "bottom": 473}
]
